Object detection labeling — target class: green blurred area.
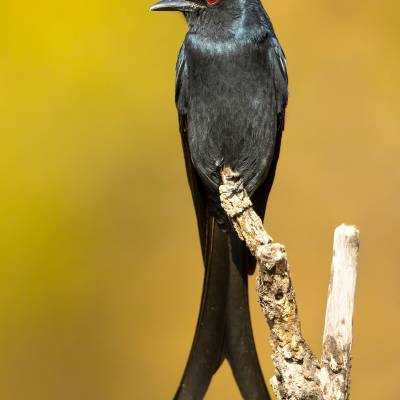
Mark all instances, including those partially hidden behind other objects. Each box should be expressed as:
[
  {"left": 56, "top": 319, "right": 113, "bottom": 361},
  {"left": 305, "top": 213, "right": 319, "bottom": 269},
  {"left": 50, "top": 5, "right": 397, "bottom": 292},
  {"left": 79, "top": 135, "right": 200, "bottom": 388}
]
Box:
[{"left": 0, "top": 0, "right": 399, "bottom": 398}]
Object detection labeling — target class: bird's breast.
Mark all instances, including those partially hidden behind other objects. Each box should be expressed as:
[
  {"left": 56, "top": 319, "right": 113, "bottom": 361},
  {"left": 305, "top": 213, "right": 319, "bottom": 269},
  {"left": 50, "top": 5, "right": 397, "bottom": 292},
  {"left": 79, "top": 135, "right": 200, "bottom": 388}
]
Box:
[{"left": 185, "top": 36, "right": 277, "bottom": 194}]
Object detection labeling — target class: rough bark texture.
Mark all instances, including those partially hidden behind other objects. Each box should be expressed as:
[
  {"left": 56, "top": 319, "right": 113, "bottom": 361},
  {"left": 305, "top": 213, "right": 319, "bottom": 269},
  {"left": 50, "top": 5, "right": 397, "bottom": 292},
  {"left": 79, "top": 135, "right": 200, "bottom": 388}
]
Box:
[{"left": 219, "top": 168, "right": 359, "bottom": 400}]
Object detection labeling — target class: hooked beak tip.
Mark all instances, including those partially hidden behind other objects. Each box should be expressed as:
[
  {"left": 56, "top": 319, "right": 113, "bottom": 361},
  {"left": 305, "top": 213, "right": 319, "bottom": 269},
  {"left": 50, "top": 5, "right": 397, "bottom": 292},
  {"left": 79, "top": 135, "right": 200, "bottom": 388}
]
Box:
[
  {"left": 150, "top": 1, "right": 204, "bottom": 12},
  {"left": 150, "top": 1, "right": 179, "bottom": 12}
]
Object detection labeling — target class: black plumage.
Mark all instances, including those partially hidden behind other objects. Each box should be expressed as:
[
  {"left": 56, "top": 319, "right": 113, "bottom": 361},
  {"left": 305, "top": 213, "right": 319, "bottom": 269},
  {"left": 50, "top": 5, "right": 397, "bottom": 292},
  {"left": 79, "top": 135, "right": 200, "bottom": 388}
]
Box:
[{"left": 151, "top": 1, "right": 288, "bottom": 398}]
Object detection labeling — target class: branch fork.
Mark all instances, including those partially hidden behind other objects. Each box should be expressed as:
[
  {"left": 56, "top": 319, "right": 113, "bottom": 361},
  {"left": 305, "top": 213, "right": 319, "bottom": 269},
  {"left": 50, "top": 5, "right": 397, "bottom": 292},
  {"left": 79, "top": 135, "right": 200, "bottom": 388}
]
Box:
[{"left": 219, "top": 168, "right": 359, "bottom": 400}]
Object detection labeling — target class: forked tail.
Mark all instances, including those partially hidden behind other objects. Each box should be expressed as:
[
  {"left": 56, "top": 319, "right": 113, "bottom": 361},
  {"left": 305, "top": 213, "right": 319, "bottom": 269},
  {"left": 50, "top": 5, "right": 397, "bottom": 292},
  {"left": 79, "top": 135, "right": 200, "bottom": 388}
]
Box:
[{"left": 174, "top": 221, "right": 270, "bottom": 400}]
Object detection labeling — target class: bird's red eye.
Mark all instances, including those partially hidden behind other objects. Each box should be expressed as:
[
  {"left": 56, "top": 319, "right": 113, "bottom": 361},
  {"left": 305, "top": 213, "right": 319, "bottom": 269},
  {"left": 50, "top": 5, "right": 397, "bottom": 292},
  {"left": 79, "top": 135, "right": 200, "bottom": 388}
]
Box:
[{"left": 207, "top": 0, "right": 218, "bottom": 5}]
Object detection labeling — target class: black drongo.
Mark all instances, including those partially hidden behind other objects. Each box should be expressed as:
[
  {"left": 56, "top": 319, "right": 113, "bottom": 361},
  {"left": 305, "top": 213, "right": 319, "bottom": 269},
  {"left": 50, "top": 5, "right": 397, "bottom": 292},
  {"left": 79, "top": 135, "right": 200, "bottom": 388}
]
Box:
[{"left": 151, "top": 1, "right": 288, "bottom": 398}]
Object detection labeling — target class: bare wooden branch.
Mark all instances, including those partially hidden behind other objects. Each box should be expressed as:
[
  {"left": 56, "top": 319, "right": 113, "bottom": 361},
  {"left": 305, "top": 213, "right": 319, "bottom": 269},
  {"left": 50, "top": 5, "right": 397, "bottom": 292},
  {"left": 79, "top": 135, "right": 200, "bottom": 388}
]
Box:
[
  {"left": 320, "top": 225, "right": 359, "bottom": 400},
  {"left": 219, "top": 168, "right": 359, "bottom": 400}
]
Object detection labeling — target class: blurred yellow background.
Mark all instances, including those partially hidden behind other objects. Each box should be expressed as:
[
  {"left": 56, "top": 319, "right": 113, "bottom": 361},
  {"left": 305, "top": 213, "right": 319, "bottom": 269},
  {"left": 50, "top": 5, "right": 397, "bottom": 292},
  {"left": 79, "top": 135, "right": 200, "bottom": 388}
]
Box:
[{"left": 0, "top": 0, "right": 399, "bottom": 399}]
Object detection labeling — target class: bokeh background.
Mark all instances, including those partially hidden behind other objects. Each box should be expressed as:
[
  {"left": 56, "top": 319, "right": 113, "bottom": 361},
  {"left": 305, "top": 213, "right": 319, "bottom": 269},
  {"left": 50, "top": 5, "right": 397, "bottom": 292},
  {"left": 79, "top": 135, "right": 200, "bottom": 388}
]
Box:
[{"left": 0, "top": 0, "right": 399, "bottom": 399}]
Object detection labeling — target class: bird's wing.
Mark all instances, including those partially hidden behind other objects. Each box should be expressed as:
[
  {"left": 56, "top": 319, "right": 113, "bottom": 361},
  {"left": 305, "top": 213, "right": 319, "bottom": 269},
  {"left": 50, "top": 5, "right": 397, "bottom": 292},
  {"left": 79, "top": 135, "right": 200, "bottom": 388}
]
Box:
[
  {"left": 270, "top": 37, "right": 288, "bottom": 115},
  {"left": 248, "top": 38, "right": 289, "bottom": 274},
  {"left": 271, "top": 38, "right": 288, "bottom": 84},
  {"left": 176, "top": 43, "right": 213, "bottom": 265}
]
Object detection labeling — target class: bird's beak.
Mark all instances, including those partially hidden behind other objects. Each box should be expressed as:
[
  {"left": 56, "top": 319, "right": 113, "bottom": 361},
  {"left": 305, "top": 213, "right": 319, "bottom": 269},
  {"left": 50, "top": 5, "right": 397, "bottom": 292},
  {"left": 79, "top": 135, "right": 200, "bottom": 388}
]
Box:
[{"left": 150, "top": 0, "right": 204, "bottom": 12}]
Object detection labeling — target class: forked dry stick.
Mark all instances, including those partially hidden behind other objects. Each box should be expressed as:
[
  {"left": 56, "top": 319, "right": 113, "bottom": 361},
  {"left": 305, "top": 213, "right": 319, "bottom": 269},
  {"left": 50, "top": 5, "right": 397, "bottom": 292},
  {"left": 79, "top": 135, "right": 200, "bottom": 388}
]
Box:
[{"left": 219, "top": 167, "right": 359, "bottom": 400}]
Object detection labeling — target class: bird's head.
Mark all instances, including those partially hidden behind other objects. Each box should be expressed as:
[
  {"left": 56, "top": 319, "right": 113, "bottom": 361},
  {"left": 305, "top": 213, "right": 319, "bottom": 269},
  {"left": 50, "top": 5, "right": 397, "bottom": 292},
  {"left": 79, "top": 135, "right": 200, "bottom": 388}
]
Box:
[{"left": 150, "top": 0, "right": 262, "bottom": 36}]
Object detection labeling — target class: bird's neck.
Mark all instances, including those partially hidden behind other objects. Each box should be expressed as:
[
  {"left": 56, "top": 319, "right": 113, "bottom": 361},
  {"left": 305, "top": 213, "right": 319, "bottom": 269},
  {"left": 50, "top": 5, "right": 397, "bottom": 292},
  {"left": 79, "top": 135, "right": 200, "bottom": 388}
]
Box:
[{"left": 186, "top": 0, "right": 273, "bottom": 41}]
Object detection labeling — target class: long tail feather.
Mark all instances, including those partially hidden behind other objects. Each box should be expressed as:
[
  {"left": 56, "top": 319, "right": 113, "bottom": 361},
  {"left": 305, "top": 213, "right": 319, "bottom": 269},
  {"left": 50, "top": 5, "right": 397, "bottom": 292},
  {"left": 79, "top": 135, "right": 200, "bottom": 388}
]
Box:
[
  {"left": 225, "top": 232, "right": 269, "bottom": 399},
  {"left": 174, "top": 222, "right": 269, "bottom": 399},
  {"left": 174, "top": 221, "right": 229, "bottom": 399}
]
